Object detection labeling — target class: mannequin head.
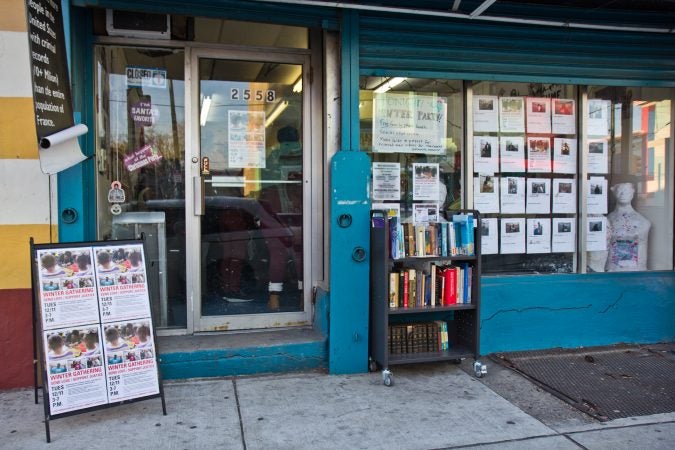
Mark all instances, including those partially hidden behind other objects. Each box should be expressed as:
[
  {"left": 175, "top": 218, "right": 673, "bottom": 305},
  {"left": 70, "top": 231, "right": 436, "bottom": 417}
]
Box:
[{"left": 611, "top": 182, "right": 635, "bottom": 206}]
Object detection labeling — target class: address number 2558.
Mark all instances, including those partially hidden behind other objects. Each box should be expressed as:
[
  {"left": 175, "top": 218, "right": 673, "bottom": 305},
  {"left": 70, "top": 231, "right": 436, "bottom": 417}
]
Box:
[{"left": 231, "top": 88, "right": 276, "bottom": 102}]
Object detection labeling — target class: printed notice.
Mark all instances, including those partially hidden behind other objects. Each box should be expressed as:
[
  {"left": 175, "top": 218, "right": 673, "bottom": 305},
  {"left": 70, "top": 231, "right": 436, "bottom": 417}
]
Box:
[
  {"left": 527, "top": 218, "right": 551, "bottom": 254},
  {"left": 553, "top": 138, "right": 577, "bottom": 174},
  {"left": 480, "top": 218, "right": 499, "bottom": 255},
  {"left": 372, "top": 162, "right": 401, "bottom": 201},
  {"left": 587, "top": 176, "right": 608, "bottom": 214},
  {"left": 474, "top": 175, "right": 500, "bottom": 213},
  {"left": 228, "top": 110, "right": 266, "bottom": 168},
  {"left": 552, "top": 178, "right": 576, "bottom": 213},
  {"left": 527, "top": 137, "right": 551, "bottom": 173},
  {"left": 473, "top": 136, "right": 499, "bottom": 173},
  {"left": 473, "top": 95, "right": 499, "bottom": 132},
  {"left": 499, "top": 97, "right": 525, "bottom": 133},
  {"left": 95, "top": 244, "right": 151, "bottom": 323},
  {"left": 373, "top": 93, "right": 447, "bottom": 154},
  {"left": 500, "top": 136, "right": 525, "bottom": 172},
  {"left": 587, "top": 217, "right": 608, "bottom": 251},
  {"left": 44, "top": 325, "right": 108, "bottom": 415},
  {"left": 588, "top": 99, "right": 610, "bottom": 137},
  {"left": 500, "top": 176, "right": 525, "bottom": 214},
  {"left": 587, "top": 139, "right": 609, "bottom": 174},
  {"left": 412, "top": 163, "right": 440, "bottom": 201},
  {"left": 526, "top": 178, "right": 551, "bottom": 214},
  {"left": 552, "top": 99, "right": 576, "bottom": 134},
  {"left": 37, "top": 247, "right": 99, "bottom": 330},
  {"left": 552, "top": 218, "right": 576, "bottom": 253},
  {"left": 413, "top": 203, "right": 439, "bottom": 224},
  {"left": 526, "top": 98, "right": 551, "bottom": 134},
  {"left": 500, "top": 218, "right": 526, "bottom": 254}
]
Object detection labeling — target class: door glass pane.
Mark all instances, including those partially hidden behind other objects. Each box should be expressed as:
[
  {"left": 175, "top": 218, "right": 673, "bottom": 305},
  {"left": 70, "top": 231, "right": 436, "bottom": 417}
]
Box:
[
  {"left": 199, "top": 59, "right": 303, "bottom": 315},
  {"left": 95, "top": 46, "right": 186, "bottom": 328}
]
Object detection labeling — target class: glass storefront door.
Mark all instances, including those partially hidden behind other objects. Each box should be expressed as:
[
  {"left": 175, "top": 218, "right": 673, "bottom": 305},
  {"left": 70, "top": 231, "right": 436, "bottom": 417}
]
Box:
[{"left": 188, "top": 49, "right": 310, "bottom": 331}]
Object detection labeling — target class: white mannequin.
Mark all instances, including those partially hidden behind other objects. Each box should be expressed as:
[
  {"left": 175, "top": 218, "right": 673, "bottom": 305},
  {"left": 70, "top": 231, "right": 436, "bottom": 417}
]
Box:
[{"left": 607, "top": 183, "right": 650, "bottom": 271}]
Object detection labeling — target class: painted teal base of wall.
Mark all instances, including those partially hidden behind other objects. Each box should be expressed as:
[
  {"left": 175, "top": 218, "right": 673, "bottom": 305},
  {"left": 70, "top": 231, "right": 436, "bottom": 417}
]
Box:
[{"left": 480, "top": 272, "right": 675, "bottom": 355}]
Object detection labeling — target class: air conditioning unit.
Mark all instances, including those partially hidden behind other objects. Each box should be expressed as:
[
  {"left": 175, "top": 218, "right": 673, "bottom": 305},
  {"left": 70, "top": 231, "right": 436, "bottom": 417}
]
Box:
[{"left": 106, "top": 10, "right": 171, "bottom": 40}]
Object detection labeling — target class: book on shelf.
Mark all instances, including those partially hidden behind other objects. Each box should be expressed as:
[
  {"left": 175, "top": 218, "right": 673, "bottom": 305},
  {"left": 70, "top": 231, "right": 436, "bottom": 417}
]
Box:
[
  {"left": 389, "top": 272, "right": 399, "bottom": 308},
  {"left": 451, "top": 213, "right": 475, "bottom": 256},
  {"left": 390, "top": 218, "right": 478, "bottom": 259},
  {"left": 387, "top": 321, "right": 449, "bottom": 355},
  {"left": 402, "top": 270, "right": 409, "bottom": 308}
]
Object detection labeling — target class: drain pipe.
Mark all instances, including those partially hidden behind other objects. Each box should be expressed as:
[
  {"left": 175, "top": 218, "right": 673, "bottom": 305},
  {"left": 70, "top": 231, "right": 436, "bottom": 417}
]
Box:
[{"left": 250, "top": 0, "right": 675, "bottom": 34}]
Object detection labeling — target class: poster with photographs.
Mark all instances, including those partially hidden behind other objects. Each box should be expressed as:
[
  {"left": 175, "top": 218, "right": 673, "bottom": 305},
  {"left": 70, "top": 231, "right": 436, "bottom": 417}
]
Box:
[
  {"left": 527, "top": 137, "right": 551, "bottom": 173},
  {"left": 412, "top": 163, "right": 440, "bottom": 201},
  {"left": 587, "top": 139, "right": 609, "bottom": 174},
  {"left": 500, "top": 176, "right": 525, "bottom": 214},
  {"left": 552, "top": 218, "right": 576, "bottom": 253},
  {"left": 587, "top": 176, "right": 608, "bottom": 214},
  {"left": 473, "top": 136, "right": 499, "bottom": 173},
  {"left": 228, "top": 110, "right": 266, "bottom": 169},
  {"left": 499, "top": 136, "right": 525, "bottom": 172},
  {"left": 43, "top": 325, "right": 108, "bottom": 415},
  {"left": 473, "top": 95, "right": 499, "bottom": 132},
  {"left": 526, "top": 97, "right": 551, "bottom": 134},
  {"left": 36, "top": 247, "right": 99, "bottom": 329},
  {"left": 103, "top": 320, "right": 160, "bottom": 402},
  {"left": 473, "top": 175, "right": 500, "bottom": 214},
  {"left": 526, "top": 178, "right": 551, "bottom": 214},
  {"left": 412, "top": 203, "right": 439, "bottom": 224},
  {"left": 552, "top": 178, "right": 576, "bottom": 214},
  {"left": 588, "top": 99, "right": 610, "bottom": 137},
  {"left": 500, "top": 218, "right": 526, "bottom": 254},
  {"left": 526, "top": 218, "right": 551, "bottom": 254},
  {"left": 372, "top": 162, "right": 401, "bottom": 201},
  {"left": 480, "top": 218, "right": 499, "bottom": 255},
  {"left": 587, "top": 217, "right": 608, "bottom": 251},
  {"left": 499, "top": 97, "right": 525, "bottom": 133},
  {"left": 552, "top": 99, "right": 576, "bottom": 134},
  {"left": 553, "top": 138, "right": 577, "bottom": 174},
  {"left": 94, "top": 244, "right": 151, "bottom": 323}
]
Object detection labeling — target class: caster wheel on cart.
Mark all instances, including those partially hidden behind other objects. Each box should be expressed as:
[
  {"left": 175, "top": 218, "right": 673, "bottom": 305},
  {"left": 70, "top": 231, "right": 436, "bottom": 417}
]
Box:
[
  {"left": 368, "top": 358, "right": 378, "bottom": 373},
  {"left": 473, "top": 361, "right": 487, "bottom": 378},
  {"left": 382, "top": 369, "right": 393, "bottom": 387}
]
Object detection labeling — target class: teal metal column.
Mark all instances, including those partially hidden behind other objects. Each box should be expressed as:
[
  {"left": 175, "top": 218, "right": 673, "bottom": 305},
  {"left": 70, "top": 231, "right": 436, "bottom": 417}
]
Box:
[{"left": 339, "top": 9, "right": 360, "bottom": 151}]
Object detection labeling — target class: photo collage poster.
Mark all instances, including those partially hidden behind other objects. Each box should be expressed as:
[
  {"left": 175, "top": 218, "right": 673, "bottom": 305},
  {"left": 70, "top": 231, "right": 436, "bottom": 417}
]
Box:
[{"left": 36, "top": 242, "right": 160, "bottom": 416}]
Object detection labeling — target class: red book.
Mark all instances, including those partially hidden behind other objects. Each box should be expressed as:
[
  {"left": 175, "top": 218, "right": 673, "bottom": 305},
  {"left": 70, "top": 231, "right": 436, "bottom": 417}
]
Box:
[
  {"left": 403, "top": 270, "right": 409, "bottom": 308},
  {"left": 443, "top": 267, "right": 457, "bottom": 305}
]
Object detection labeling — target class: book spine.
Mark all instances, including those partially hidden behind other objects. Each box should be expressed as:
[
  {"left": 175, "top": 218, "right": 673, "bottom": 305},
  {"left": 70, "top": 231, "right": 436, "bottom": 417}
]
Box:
[
  {"left": 430, "top": 264, "right": 436, "bottom": 307},
  {"left": 389, "top": 272, "right": 398, "bottom": 308},
  {"left": 389, "top": 217, "right": 398, "bottom": 260},
  {"left": 403, "top": 270, "right": 409, "bottom": 308},
  {"left": 408, "top": 269, "right": 416, "bottom": 308}
]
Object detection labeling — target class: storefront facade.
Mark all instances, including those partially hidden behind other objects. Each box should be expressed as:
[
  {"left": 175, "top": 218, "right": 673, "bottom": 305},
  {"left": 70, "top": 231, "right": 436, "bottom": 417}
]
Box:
[{"left": 1, "top": 0, "right": 674, "bottom": 388}]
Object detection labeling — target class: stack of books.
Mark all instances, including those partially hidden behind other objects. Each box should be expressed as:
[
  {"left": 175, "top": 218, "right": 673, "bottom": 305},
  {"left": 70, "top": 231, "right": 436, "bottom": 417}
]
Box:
[
  {"left": 388, "top": 214, "right": 475, "bottom": 259},
  {"left": 388, "top": 263, "right": 473, "bottom": 308},
  {"left": 388, "top": 321, "right": 449, "bottom": 354}
]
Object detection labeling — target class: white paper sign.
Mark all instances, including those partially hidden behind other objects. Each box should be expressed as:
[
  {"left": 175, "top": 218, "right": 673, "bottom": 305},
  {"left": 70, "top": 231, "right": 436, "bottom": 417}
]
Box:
[
  {"left": 228, "top": 110, "right": 266, "bottom": 168},
  {"left": 500, "top": 136, "right": 525, "bottom": 172},
  {"left": 38, "top": 124, "right": 88, "bottom": 175},
  {"left": 500, "top": 217, "right": 526, "bottom": 254},
  {"left": 527, "top": 137, "right": 551, "bottom": 173},
  {"left": 526, "top": 178, "right": 551, "bottom": 214},
  {"left": 473, "top": 136, "right": 499, "bottom": 173},
  {"left": 473, "top": 95, "right": 499, "bottom": 132},
  {"left": 473, "top": 175, "right": 500, "bottom": 214},
  {"left": 588, "top": 99, "right": 610, "bottom": 137},
  {"left": 413, "top": 203, "right": 439, "bottom": 224},
  {"left": 412, "top": 163, "right": 440, "bottom": 201},
  {"left": 500, "top": 176, "right": 526, "bottom": 214},
  {"left": 552, "top": 98, "right": 576, "bottom": 134},
  {"left": 587, "top": 217, "right": 608, "bottom": 251},
  {"left": 499, "top": 97, "right": 525, "bottom": 133},
  {"left": 553, "top": 137, "right": 577, "bottom": 174},
  {"left": 587, "top": 139, "right": 609, "bottom": 174},
  {"left": 587, "top": 176, "right": 608, "bottom": 214},
  {"left": 552, "top": 218, "right": 576, "bottom": 253},
  {"left": 527, "top": 218, "right": 551, "bottom": 254},
  {"left": 372, "top": 162, "right": 401, "bottom": 201},
  {"left": 552, "top": 178, "right": 576, "bottom": 213},
  {"left": 480, "top": 218, "right": 499, "bottom": 255},
  {"left": 526, "top": 97, "right": 551, "bottom": 134}
]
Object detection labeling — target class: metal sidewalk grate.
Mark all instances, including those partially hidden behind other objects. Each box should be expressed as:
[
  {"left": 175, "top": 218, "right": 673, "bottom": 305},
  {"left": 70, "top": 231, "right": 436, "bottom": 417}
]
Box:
[{"left": 491, "top": 343, "right": 675, "bottom": 421}]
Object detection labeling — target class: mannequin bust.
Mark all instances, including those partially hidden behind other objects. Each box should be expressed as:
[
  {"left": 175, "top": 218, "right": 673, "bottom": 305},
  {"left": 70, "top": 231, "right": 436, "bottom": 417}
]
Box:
[{"left": 607, "top": 182, "right": 650, "bottom": 271}]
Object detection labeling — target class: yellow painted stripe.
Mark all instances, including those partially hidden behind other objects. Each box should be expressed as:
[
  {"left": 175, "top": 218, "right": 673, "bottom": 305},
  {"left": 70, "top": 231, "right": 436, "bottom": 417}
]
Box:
[
  {"left": 0, "top": 0, "right": 27, "bottom": 33},
  {"left": 0, "top": 224, "right": 57, "bottom": 290},
  {"left": 0, "top": 98, "right": 38, "bottom": 159}
]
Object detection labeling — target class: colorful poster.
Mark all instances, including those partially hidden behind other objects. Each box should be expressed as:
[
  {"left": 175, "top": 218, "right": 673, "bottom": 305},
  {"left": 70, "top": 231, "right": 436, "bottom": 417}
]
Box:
[
  {"left": 228, "top": 110, "right": 266, "bottom": 168},
  {"left": 552, "top": 178, "right": 576, "bottom": 214},
  {"left": 588, "top": 99, "right": 610, "bottom": 137},
  {"left": 473, "top": 175, "right": 500, "bottom": 214},
  {"left": 500, "top": 176, "right": 525, "bottom": 214},
  {"left": 94, "top": 244, "right": 151, "bottom": 323},
  {"left": 526, "top": 97, "right": 551, "bottom": 134},
  {"left": 472, "top": 95, "right": 499, "bottom": 132},
  {"left": 526, "top": 218, "right": 551, "bottom": 254},
  {"left": 372, "top": 162, "right": 401, "bottom": 201},
  {"left": 473, "top": 136, "right": 499, "bottom": 173},
  {"left": 527, "top": 137, "right": 551, "bottom": 173},
  {"left": 500, "top": 217, "right": 526, "bottom": 254},
  {"left": 37, "top": 247, "right": 99, "bottom": 329},
  {"left": 412, "top": 163, "right": 440, "bottom": 201},
  {"left": 553, "top": 137, "right": 577, "bottom": 174},
  {"left": 123, "top": 144, "right": 163, "bottom": 172},
  {"left": 587, "top": 139, "right": 609, "bottom": 174},
  {"left": 373, "top": 93, "right": 447, "bottom": 154},
  {"left": 552, "top": 98, "right": 576, "bottom": 134},
  {"left": 480, "top": 218, "right": 499, "bottom": 255},
  {"left": 587, "top": 217, "right": 608, "bottom": 251},
  {"left": 43, "top": 325, "right": 108, "bottom": 415},
  {"left": 499, "top": 136, "right": 525, "bottom": 172},
  {"left": 552, "top": 218, "right": 576, "bottom": 253},
  {"left": 499, "top": 97, "right": 525, "bottom": 133},
  {"left": 526, "top": 178, "right": 551, "bottom": 214},
  {"left": 587, "top": 176, "right": 608, "bottom": 214}
]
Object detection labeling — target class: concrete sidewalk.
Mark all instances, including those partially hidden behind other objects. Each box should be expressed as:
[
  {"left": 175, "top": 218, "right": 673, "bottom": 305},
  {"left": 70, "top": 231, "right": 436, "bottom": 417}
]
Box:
[{"left": 2, "top": 362, "right": 674, "bottom": 449}]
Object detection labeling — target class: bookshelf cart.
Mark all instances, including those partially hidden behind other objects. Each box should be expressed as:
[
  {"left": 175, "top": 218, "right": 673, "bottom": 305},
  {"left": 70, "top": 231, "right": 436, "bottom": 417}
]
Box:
[{"left": 369, "top": 209, "right": 486, "bottom": 386}]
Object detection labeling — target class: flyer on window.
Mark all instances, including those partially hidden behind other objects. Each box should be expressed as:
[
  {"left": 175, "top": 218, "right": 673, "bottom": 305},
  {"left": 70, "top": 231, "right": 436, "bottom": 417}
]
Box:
[
  {"left": 473, "top": 175, "right": 500, "bottom": 213},
  {"left": 412, "top": 203, "right": 439, "bottom": 224},
  {"left": 473, "top": 136, "right": 499, "bottom": 173},
  {"left": 527, "top": 137, "right": 551, "bottom": 173},
  {"left": 552, "top": 178, "right": 576, "bottom": 213},
  {"left": 372, "top": 162, "right": 401, "bottom": 201},
  {"left": 588, "top": 99, "right": 610, "bottom": 137},
  {"left": 228, "top": 110, "right": 266, "bottom": 168},
  {"left": 412, "top": 163, "right": 440, "bottom": 201},
  {"left": 553, "top": 137, "right": 577, "bottom": 174},
  {"left": 103, "top": 319, "right": 160, "bottom": 402},
  {"left": 499, "top": 97, "right": 525, "bottom": 133},
  {"left": 480, "top": 218, "right": 499, "bottom": 255},
  {"left": 473, "top": 95, "right": 499, "bottom": 132},
  {"left": 527, "top": 218, "right": 551, "bottom": 254},
  {"left": 552, "top": 218, "right": 576, "bottom": 253},
  {"left": 552, "top": 99, "right": 576, "bottom": 134},
  {"left": 587, "top": 139, "right": 609, "bottom": 174},
  {"left": 500, "top": 217, "right": 526, "bottom": 254},
  {"left": 526, "top": 178, "right": 551, "bottom": 214},
  {"left": 94, "top": 244, "right": 151, "bottom": 323},
  {"left": 499, "top": 136, "right": 525, "bottom": 172},
  {"left": 37, "top": 247, "right": 100, "bottom": 330},
  {"left": 500, "top": 176, "right": 525, "bottom": 214},
  {"left": 587, "top": 176, "right": 608, "bottom": 214},
  {"left": 372, "top": 202, "right": 401, "bottom": 219},
  {"left": 587, "top": 217, "right": 608, "bottom": 251},
  {"left": 525, "top": 97, "right": 551, "bottom": 134},
  {"left": 43, "top": 325, "right": 108, "bottom": 415}
]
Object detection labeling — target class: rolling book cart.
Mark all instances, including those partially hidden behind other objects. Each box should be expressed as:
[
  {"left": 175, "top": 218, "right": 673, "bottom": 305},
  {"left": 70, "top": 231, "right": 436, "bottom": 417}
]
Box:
[{"left": 369, "top": 209, "right": 486, "bottom": 386}]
